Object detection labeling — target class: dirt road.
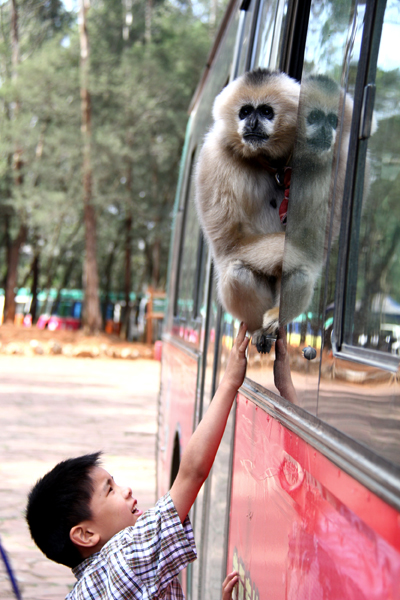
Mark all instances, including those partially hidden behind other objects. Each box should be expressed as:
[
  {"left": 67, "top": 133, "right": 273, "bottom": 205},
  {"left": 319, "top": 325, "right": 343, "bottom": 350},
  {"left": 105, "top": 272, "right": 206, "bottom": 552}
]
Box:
[{"left": 0, "top": 354, "right": 160, "bottom": 600}]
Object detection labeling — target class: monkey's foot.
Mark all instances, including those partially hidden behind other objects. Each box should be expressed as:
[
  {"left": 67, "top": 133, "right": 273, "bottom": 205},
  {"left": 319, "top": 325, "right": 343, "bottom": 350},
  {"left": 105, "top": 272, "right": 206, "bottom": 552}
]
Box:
[
  {"left": 252, "top": 330, "right": 276, "bottom": 354},
  {"left": 262, "top": 307, "right": 280, "bottom": 333}
]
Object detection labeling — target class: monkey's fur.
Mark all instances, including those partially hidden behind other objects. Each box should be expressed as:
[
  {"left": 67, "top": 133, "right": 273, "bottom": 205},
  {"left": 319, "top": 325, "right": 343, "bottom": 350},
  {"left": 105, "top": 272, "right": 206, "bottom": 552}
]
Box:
[{"left": 195, "top": 69, "right": 300, "bottom": 349}]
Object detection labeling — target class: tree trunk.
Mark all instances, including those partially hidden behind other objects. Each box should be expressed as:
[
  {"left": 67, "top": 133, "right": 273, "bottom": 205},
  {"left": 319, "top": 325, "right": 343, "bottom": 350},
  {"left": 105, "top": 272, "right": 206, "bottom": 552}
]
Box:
[
  {"left": 79, "top": 0, "right": 102, "bottom": 333},
  {"left": 123, "top": 165, "right": 133, "bottom": 337},
  {"left": 30, "top": 250, "right": 40, "bottom": 323},
  {"left": 152, "top": 238, "right": 161, "bottom": 288},
  {"left": 145, "top": 0, "right": 152, "bottom": 43},
  {"left": 102, "top": 240, "right": 118, "bottom": 325},
  {"left": 4, "top": 224, "right": 27, "bottom": 322},
  {"left": 4, "top": 0, "right": 24, "bottom": 323}
]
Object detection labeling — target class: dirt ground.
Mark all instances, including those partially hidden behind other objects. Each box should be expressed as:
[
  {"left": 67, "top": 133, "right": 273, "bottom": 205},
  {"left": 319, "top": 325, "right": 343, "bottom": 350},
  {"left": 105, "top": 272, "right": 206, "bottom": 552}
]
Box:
[
  {"left": 0, "top": 347, "right": 160, "bottom": 600},
  {"left": 0, "top": 323, "right": 155, "bottom": 360}
]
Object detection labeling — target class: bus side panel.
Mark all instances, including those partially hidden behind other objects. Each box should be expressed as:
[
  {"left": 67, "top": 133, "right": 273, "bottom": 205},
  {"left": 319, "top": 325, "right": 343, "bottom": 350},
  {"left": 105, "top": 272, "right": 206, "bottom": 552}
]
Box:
[
  {"left": 157, "top": 340, "right": 198, "bottom": 498},
  {"left": 227, "top": 394, "right": 400, "bottom": 599}
]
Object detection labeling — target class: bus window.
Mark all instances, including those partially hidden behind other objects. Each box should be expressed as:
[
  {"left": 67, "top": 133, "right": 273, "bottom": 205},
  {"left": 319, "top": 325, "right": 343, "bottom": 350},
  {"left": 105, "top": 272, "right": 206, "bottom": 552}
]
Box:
[
  {"left": 174, "top": 155, "right": 205, "bottom": 348},
  {"left": 250, "top": 0, "right": 282, "bottom": 70},
  {"left": 314, "top": 1, "right": 400, "bottom": 468},
  {"left": 273, "top": 0, "right": 366, "bottom": 413},
  {"left": 339, "top": 3, "right": 400, "bottom": 369}
]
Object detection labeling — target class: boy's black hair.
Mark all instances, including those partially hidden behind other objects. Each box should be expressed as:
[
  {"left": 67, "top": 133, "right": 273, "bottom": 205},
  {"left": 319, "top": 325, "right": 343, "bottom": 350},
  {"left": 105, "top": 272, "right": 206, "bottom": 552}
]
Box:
[{"left": 25, "top": 452, "right": 102, "bottom": 568}]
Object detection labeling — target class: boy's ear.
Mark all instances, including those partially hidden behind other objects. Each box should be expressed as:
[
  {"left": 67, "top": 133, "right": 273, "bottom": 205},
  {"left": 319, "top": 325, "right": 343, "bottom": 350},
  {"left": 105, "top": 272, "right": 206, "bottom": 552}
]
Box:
[{"left": 70, "top": 523, "right": 100, "bottom": 549}]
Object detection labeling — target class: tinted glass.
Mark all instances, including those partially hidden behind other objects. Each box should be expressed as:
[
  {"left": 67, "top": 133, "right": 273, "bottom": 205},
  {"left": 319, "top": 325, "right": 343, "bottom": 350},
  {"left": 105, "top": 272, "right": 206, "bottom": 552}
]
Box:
[
  {"left": 277, "top": 0, "right": 363, "bottom": 413},
  {"left": 174, "top": 156, "right": 204, "bottom": 348},
  {"left": 251, "top": 0, "right": 282, "bottom": 69},
  {"left": 343, "top": 2, "right": 400, "bottom": 361},
  {"left": 173, "top": 3, "right": 241, "bottom": 352}
]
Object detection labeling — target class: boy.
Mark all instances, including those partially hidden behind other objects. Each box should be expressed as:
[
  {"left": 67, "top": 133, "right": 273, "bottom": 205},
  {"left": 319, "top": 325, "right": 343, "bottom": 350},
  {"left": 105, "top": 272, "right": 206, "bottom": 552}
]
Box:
[{"left": 26, "top": 323, "right": 249, "bottom": 599}]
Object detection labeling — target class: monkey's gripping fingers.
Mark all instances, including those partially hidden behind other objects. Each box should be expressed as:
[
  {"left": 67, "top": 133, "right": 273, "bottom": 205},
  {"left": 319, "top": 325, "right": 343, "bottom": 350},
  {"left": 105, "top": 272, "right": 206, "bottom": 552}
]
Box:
[
  {"left": 252, "top": 330, "right": 275, "bottom": 354},
  {"left": 251, "top": 307, "right": 280, "bottom": 354}
]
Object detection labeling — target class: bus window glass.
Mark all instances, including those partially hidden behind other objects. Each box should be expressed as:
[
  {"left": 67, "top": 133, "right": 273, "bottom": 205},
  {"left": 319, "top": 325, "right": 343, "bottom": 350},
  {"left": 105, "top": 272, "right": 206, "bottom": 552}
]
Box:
[
  {"left": 343, "top": 3, "right": 400, "bottom": 359},
  {"left": 235, "top": 0, "right": 260, "bottom": 75},
  {"left": 172, "top": 5, "right": 241, "bottom": 349},
  {"left": 251, "top": 0, "right": 281, "bottom": 69},
  {"left": 304, "top": 1, "right": 400, "bottom": 468},
  {"left": 276, "top": 0, "right": 363, "bottom": 412},
  {"left": 174, "top": 157, "right": 203, "bottom": 347}
]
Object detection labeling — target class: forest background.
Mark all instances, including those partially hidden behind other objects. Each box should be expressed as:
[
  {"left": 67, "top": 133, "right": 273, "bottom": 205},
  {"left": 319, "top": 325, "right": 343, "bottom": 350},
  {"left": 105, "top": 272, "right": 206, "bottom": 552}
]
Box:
[{"left": 0, "top": 0, "right": 227, "bottom": 333}]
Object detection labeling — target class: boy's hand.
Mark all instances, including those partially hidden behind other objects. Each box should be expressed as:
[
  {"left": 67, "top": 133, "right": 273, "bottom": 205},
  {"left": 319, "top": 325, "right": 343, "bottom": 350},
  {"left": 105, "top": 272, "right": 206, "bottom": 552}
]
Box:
[
  {"left": 222, "top": 571, "right": 239, "bottom": 600},
  {"left": 220, "top": 322, "right": 249, "bottom": 393}
]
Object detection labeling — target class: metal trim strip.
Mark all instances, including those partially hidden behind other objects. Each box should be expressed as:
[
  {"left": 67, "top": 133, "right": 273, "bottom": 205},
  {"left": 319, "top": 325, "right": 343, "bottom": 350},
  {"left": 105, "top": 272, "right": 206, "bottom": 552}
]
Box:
[
  {"left": 333, "top": 340, "right": 399, "bottom": 373},
  {"left": 240, "top": 378, "right": 400, "bottom": 511}
]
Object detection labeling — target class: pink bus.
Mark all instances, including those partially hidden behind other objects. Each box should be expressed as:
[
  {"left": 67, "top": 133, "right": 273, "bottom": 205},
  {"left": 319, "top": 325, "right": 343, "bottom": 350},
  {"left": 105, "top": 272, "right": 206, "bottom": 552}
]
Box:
[{"left": 157, "top": 0, "right": 400, "bottom": 598}]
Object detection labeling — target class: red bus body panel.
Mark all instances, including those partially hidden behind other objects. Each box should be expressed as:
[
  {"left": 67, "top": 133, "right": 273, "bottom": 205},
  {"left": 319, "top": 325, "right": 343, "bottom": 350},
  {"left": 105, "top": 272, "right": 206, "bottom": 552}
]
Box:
[
  {"left": 157, "top": 340, "right": 198, "bottom": 498},
  {"left": 228, "top": 393, "right": 400, "bottom": 599}
]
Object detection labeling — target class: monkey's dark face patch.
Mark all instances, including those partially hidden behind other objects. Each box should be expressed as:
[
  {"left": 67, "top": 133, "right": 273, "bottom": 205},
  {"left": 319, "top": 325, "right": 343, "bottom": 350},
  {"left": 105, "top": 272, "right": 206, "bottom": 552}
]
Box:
[
  {"left": 239, "top": 104, "right": 274, "bottom": 121},
  {"left": 240, "top": 103, "right": 275, "bottom": 147},
  {"left": 306, "top": 108, "right": 338, "bottom": 152}
]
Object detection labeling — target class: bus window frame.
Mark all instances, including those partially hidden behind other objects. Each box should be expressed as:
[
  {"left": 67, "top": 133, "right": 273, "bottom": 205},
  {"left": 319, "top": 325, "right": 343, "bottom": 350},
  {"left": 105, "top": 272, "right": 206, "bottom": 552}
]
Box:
[
  {"left": 279, "top": 0, "right": 311, "bottom": 79},
  {"left": 332, "top": 0, "right": 399, "bottom": 373}
]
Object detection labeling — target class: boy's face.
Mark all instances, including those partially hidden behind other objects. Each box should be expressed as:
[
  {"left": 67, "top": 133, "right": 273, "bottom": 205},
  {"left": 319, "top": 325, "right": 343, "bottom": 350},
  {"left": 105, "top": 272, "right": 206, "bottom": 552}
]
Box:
[{"left": 87, "top": 466, "right": 144, "bottom": 545}]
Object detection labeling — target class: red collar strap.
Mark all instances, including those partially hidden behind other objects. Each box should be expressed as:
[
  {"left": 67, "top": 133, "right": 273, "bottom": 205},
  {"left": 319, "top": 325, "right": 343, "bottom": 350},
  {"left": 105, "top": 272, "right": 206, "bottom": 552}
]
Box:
[{"left": 276, "top": 167, "right": 291, "bottom": 226}]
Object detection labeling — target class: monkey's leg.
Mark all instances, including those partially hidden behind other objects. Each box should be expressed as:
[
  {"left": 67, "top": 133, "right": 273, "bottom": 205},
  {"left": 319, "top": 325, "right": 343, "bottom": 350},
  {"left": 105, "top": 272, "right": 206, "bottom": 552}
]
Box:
[
  {"left": 234, "top": 232, "right": 285, "bottom": 276},
  {"left": 279, "top": 265, "right": 320, "bottom": 326},
  {"left": 217, "top": 260, "right": 276, "bottom": 333}
]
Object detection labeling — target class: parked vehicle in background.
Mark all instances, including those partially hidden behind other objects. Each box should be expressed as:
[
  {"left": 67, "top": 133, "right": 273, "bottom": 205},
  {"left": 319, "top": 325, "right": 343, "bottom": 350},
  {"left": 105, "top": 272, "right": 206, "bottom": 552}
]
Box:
[
  {"left": 36, "top": 289, "right": 83, "bottom": 331},
  {"left": 158, "top": 1, "right": 400, "bottom": 599}
]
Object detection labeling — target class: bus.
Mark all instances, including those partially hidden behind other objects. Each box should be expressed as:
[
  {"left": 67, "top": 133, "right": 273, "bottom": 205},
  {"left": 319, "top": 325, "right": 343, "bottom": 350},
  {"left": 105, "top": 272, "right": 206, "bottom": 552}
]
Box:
[{"left": 157, "top": 0, "right": 400, "bottom": 598}]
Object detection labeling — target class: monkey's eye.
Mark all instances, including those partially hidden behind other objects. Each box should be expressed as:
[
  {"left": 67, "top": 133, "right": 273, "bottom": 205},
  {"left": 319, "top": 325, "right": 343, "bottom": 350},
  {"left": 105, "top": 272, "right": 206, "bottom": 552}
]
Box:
[
  {"left": 327, "top": 113, "right": 338, "bottom": 129},
  {"left": 239, "top": 105, "right": 254, "bottom": 120},
  {"left": 258, "top": 104, "right": 274, "bottom": 119},
  {"left": 307, "top": 109, "right": 324, "bottom": 125}
]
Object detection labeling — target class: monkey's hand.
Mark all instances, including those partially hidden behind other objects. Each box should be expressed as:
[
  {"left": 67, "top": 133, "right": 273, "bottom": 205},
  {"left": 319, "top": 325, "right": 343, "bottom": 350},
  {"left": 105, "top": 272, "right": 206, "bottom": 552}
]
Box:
[{"left": 252, "top": 332, "right": 276, "bottom": 354}]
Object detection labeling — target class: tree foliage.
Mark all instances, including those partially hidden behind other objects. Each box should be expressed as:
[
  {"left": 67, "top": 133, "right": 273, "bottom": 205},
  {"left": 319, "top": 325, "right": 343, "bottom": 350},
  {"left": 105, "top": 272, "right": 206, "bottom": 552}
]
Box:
[{"left": 0, "top": 0, "right": 219, "bottom": 329}]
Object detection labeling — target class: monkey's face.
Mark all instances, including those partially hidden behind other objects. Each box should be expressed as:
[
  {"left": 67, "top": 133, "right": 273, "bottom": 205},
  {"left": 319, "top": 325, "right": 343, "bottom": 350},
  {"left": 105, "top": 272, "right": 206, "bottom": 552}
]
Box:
[
  {"left": 295, "top": 76, "right": 346, "bottom": 166},
  {"left": 238, "top": 103, "right": 276, "bottom": 150},
  {"left": 304, "top": 106, "right": 338, "bottom": 155},
  {"left": 212, "top": 70, "right": 300, "bottom": 161}
]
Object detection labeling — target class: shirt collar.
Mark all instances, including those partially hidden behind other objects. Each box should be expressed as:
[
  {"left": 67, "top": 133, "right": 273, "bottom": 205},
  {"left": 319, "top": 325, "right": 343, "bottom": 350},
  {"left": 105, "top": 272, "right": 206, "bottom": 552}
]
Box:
[{"left": 72, "top": 552, "right": 99, "bottom": 580}]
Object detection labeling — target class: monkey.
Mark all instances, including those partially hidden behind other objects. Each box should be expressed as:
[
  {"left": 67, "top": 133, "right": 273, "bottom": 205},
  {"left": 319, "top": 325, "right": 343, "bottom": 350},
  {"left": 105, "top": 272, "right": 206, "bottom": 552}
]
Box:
[
  {"left": 279, "top": 74, "right": 354, "bottom": 327},
  {"left": 195, "top": 68, "right": 301, "bottom": 353}
]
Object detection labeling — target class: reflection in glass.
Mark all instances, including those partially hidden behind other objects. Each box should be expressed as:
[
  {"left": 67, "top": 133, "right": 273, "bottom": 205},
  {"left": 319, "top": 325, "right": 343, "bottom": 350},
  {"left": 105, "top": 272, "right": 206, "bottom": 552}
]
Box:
[
  {"left": 276, "top": 0, "right": 360, "bottom": 414},
  {"left": 346, "top": 5, "right": 400, "bottom": 356},
  {"left": 316, "top": 1, "right": 400, "bottom": 468},
  {"left": 175, "top": 159, "right": 204, "bottom": 347},
  {"left": 280, "top": 75, "right": 353, "bottom": 327},
  {"left": 252, "top": 0, "right": 281, "bottom": 69}
]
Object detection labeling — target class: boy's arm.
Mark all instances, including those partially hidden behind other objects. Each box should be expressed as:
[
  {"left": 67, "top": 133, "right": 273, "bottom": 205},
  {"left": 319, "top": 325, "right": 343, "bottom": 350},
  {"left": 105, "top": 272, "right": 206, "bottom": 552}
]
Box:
[{"left": 170, "top": 323, "right": 249, "bottom": 523}]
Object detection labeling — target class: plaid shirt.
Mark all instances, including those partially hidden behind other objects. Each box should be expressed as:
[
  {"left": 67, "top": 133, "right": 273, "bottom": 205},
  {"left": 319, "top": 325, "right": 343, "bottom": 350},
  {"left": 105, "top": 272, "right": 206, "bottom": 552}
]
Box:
[{"left": 67, "top": 492, "right": 197, "bottom": 600}]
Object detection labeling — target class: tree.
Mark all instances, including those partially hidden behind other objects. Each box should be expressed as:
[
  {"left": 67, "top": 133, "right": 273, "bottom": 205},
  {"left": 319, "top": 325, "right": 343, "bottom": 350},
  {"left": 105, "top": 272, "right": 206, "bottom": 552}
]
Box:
[{"left": 79, "top": 0, "right": 102, "bottom": 332}]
